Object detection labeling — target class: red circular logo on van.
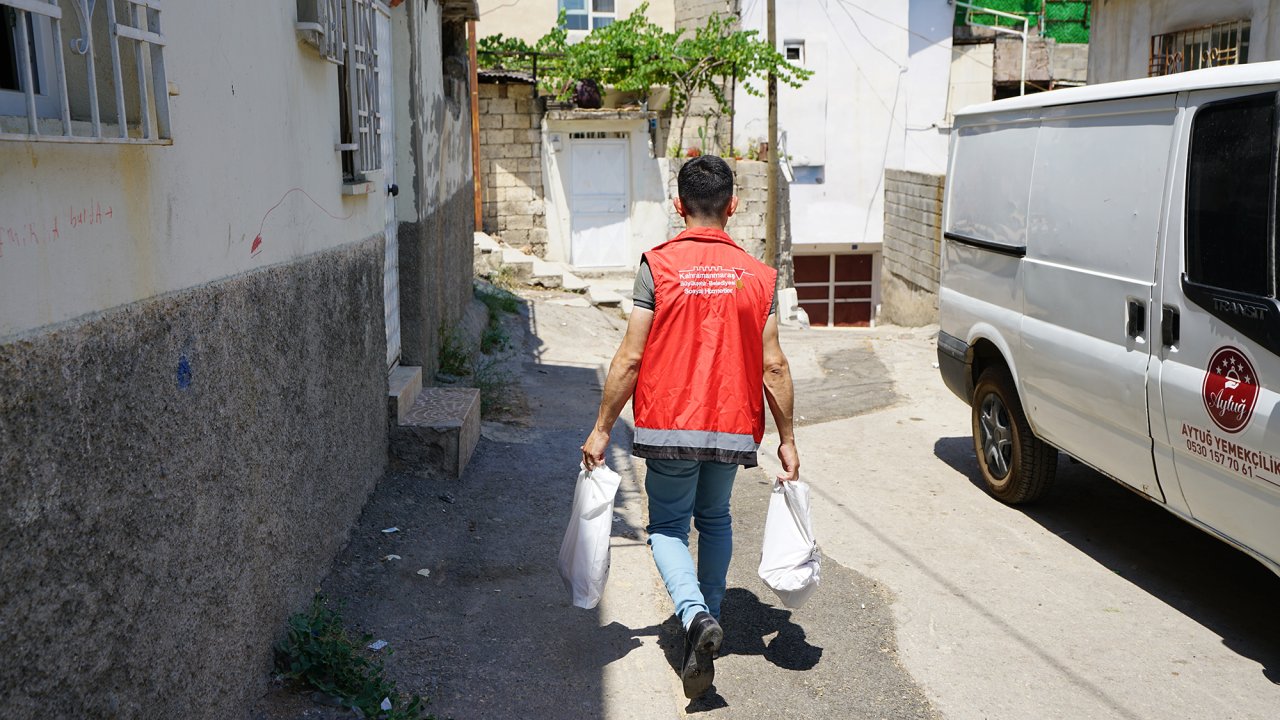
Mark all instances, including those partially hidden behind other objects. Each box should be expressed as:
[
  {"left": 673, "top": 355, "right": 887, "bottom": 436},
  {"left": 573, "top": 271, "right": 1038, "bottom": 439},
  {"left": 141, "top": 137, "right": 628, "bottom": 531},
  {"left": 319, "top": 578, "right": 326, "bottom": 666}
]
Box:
[{"left": 1202, "top": 346, "right": 1260, "bottom": 434}]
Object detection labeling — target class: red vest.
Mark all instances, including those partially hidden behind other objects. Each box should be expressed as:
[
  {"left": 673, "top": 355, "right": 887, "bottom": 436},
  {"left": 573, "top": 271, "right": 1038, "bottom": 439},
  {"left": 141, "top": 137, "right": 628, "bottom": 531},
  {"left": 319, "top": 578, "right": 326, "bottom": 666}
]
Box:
[{"left": 632, "top": 227, "right": 776, "bottom": 467}]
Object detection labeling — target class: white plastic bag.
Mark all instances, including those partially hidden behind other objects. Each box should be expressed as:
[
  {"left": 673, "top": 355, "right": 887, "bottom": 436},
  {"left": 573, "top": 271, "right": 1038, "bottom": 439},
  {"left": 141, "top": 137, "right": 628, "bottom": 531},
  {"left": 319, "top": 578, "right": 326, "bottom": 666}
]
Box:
[
  {"left": 558, "top": 463, "right": 623, "bottom": 609},
  {"left": 757, "top": 478, "right": 821, "bottom": 609}
]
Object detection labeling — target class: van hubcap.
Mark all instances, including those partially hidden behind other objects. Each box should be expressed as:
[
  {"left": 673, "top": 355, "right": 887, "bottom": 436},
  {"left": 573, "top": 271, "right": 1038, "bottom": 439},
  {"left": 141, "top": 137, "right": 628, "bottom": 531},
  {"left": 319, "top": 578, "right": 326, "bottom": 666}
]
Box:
[{"left": 979, "top": 394, "right": 1013, "bottom": 480}]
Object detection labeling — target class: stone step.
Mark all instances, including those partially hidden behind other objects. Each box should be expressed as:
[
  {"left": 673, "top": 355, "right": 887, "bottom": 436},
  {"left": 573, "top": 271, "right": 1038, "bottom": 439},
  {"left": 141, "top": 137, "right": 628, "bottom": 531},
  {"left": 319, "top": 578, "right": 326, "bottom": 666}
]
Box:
[
  {"left": 499, "top": 248, "right": 536, "bottom": 280},
  {"left": 390, "top": 387, "right": 481, "bottom": 479},
  {"left": 560, "top": 271, "right": 589, "bottom": 292},
  {"left": 474, "top": 231, "right": 501, "bottom": 253},
  {"left": 588, "top": 286, "right": 624, "bottom": 307},
  {"left": 387, "top": 365, "right": 423, "bottom": 426},
  {"left": 529, "top": 259, "right": 565, "bottom": 289}
]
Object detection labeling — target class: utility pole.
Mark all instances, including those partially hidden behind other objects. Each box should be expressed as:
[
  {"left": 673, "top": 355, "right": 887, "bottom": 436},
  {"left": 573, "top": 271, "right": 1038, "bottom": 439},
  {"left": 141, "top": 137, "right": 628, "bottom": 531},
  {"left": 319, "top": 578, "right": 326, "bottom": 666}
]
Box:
[
  {"left": 764, "top": 0, "right": 778, "bottom": 268},
  {"left": 468, "top": 20, "right": 483, "bottom": 231}
]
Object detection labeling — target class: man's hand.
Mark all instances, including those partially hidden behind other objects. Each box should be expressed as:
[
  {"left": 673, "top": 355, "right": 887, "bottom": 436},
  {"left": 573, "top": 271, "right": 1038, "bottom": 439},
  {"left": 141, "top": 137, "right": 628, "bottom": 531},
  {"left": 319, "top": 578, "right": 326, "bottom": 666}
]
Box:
[
  {"left": 777, "top": 441, "right": 799, "bottom": 482},
  {"left": 581, "top": 428, "right": 611, "bottom": 470}
]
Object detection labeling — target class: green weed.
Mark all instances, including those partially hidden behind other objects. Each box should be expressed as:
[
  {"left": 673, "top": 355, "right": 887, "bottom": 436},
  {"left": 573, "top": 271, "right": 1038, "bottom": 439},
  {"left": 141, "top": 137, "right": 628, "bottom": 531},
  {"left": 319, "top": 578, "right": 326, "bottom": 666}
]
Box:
[
  {"left": 437, "top": 327, "right": 471, "bottom": 376},
  {"left": 274, "top": 596, "right": 431, "bottom": 720}
]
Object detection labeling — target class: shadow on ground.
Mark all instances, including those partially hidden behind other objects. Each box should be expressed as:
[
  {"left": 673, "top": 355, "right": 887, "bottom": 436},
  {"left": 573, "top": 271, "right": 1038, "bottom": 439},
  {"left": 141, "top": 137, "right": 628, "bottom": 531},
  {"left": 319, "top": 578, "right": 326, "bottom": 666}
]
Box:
[
  {"left": 935, "top": 435, "right": 1280, "bottom": 684},
  {"left": 257, "top": 292, "right": 651, "bottom": 719}
]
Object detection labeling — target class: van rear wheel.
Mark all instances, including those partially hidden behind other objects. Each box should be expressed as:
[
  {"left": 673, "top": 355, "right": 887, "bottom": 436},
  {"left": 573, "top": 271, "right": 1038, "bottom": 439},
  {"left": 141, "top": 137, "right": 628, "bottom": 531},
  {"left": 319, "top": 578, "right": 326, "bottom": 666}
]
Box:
[{"left": 971, "top": 367, "right": 1057, "bottom": 504}]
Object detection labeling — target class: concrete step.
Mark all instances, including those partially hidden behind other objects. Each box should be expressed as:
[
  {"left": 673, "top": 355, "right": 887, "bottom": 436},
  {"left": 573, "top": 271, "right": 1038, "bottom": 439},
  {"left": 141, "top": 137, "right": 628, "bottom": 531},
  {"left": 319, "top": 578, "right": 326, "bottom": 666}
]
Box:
[
  {"left": 390, "top": 387, "right": 481, "bottom": 479},
  {"left": 560, "top": 271, "right": 589, "bottom": 292},
  {"left": 588, "top": 286, "right": 624, "bottom": 307},
  {"left": 474, "top": 231, "right": 501, "bottom": 253},
  {"left": 529, "top": 259, "right": 565, "bottom": 289},
  {"left": 500, "top": 248, "right": 536, "bottom": 280},
  {"left": 387, "top": 365, "right": 423, "bottom": 426}
]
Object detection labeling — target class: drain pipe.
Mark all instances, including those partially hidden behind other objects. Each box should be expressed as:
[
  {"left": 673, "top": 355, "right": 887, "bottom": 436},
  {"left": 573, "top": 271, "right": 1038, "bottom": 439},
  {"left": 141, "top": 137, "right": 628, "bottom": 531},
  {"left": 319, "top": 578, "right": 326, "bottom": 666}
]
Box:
[{"left": 953, "top": 1, "right": 1030, "bottom": 96}]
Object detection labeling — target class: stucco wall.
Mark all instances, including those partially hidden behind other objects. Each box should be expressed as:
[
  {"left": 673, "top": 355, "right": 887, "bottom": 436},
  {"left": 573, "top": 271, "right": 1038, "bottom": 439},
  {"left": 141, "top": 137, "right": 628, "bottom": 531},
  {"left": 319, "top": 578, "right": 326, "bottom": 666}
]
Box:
[
  {"left": 881, "top": 170, "right": 943, "bottom": 326},
  {"left": 733, "top": 0, "right": 952, "bottom": 252},
  {"left": 1089, "top": 0, "right": 1279, "bottom": 83},
  {"left": 542, "top": 112, "right": 670, "bottom": 267},
  {"left": 478, "top": 83, "right": 547, "bottom": 255},
  {"left": 396, "top": 3, "right": 477, "bottom": 373},
  {"left": 0, "top": 238, "right": 387, "bottom": 718},
  {"left": 475, "top": 0, "right": 675, "bottom": 43},
  {"left": 0, "top": 2, "right": 385, "bottom": 340},
  {"left": 0, "top": 1, "right": 474, "bottom": 715}
]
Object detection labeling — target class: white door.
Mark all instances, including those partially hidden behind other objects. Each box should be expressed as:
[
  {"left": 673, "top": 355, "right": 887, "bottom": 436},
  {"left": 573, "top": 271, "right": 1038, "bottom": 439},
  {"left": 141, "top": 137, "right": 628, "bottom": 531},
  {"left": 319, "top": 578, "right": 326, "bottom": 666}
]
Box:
[
  {"left": 570, "top": 140, "right": 629, "bottom": 267},
  {"left": 377, "top": 5, "right": 400, "bottom": 368},
  {"left": 1018, "top": 96, "right": 1175, "bottom": 499},
  {"left": 1152, "top": 88, "right": 1280, "bottom": 565}
]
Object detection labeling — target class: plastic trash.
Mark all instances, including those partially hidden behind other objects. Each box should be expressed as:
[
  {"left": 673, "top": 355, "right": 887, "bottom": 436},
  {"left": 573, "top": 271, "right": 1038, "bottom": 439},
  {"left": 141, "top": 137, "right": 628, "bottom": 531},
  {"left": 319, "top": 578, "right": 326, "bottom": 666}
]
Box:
[
  {"left": 757, "top": 478, "right": 821, "bottom": 609},
  {"left": 558, "top": 463, "right": 623, "bottom": 609},
  {"left": 367, "top": 640, "right": 388, "bottom": 651}
]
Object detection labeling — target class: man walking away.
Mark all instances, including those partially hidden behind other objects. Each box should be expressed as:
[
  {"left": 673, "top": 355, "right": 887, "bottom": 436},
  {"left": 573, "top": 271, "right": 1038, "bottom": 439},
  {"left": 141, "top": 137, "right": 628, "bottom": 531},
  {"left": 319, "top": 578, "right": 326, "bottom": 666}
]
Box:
[{"left": 581, "top": 155, "right": 800, "bottom": 700}]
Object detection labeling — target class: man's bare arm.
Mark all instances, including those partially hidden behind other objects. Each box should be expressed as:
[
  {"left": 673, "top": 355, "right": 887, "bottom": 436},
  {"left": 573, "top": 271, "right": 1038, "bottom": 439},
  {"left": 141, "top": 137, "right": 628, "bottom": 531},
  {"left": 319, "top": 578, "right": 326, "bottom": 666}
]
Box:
[
  {"left": 762, "top": 314, "right": 799, "bottom": 481},
  {"left": 581, "top": 308, "right": 655, "bottom": 469}
]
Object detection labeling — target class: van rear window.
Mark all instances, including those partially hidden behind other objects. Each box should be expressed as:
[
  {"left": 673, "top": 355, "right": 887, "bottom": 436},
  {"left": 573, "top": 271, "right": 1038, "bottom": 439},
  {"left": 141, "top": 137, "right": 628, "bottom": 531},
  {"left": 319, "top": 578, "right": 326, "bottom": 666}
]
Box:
[{"left": 1186, "top": 93, "right": 1276, "bottom": 298}]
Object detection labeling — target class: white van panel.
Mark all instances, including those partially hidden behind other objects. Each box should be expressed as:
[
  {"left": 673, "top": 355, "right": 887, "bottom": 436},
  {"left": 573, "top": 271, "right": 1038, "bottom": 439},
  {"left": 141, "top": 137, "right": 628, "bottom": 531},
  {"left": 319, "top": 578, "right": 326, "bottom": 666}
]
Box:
[
  {"left": 1016, "top": 97, "right": 1176, "bottom": 497},
  {"left": 947, "top": 110, "right": 1039, "bottom": 249},
  {"left": 1029, "top": 96, "right": 1176, "bottom": 280}
]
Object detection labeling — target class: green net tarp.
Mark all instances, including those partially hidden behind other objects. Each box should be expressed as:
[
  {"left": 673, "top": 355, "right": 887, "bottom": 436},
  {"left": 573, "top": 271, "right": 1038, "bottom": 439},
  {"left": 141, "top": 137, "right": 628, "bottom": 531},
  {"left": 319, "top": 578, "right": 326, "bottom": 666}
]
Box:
[{"left": 954, "top": 1, "right": 1090, "bottom": 44}]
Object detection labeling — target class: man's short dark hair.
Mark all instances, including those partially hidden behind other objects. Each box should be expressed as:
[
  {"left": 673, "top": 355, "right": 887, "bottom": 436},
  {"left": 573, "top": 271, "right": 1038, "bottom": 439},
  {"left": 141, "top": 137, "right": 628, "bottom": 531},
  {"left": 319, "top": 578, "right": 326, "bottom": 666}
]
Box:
[{"left": 678, "top": 155, "right": 735, "bottom": 218}]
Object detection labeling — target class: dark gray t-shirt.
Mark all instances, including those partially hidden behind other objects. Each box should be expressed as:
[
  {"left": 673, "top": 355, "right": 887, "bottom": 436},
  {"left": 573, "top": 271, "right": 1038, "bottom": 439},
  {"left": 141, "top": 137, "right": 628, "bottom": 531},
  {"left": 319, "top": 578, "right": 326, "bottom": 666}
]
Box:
[{"left": 632, "top": 258, "right": 777, "bottom": 314}]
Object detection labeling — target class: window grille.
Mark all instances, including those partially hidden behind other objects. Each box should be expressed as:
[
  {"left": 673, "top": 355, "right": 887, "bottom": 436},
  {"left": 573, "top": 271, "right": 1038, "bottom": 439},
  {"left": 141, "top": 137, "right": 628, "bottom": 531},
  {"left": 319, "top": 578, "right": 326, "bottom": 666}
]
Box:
[
  {"left": 1149, "top": 20, "right": 1250, "bottom": 77},
  {"left": 338, "top": 0, "right": 381, "bottom": 180},
  {"left": 296, "top": 0, "right": 344, "bottom": 64},
  {"left": 1, "top": 0, "right": 170, "bottom": 144},
  {"left": 569, "top": 131, "right": 626, "bottom": 139}
]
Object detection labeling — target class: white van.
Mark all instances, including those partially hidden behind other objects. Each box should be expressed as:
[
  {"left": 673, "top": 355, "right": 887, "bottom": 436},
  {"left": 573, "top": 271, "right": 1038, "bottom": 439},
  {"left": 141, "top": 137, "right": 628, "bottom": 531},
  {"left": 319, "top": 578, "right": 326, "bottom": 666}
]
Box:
[{"left": 937, "top": 62, "right": 1280, "bottom": 576}]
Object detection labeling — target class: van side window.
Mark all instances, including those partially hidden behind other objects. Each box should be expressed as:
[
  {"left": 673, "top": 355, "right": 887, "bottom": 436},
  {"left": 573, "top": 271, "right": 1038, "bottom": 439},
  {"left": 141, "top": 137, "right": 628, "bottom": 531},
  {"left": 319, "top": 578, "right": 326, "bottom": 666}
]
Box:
[{"left": 1186, "top": 93, "right": 1276, "bottom": 298}]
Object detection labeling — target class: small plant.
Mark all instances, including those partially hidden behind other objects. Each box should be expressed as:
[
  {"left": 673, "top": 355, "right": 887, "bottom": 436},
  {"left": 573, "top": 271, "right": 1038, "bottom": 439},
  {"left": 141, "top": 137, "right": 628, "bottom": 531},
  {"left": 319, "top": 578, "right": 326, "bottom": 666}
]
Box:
[
  {"left": 438, "top": 327, "right": 471, "bottom": 377},
  {"left": 476, "top": 284, "right": 521, "bottom": 355},
  {"left": 474, "top": 354, "right": 515, "bottom": 415},
  {"left": 481, "top": 320, "right": 509, "bottom": 354},
  {"left": 668, "top": 143, "right": 683, "bottom": 158},
  {"left": 745, "top": 143, "right": 760, "bottom": 161},
  {"left": 490, "top": 264, "right": 520, "bottom": 292},
  {"left": 685, "top": 147, "right": 702, "bottom": 158},
  {"left": 275, "top": 596, "right": 431, "bottom": 720}
]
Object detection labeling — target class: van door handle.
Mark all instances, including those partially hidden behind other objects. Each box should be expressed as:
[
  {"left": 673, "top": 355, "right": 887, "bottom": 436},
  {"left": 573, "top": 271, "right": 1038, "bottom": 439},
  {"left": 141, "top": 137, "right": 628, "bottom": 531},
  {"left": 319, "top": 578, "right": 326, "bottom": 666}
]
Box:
[
  {"left": 1127, "top": 299, "right": 1146, "bottom": 338},
  {"left": 1162, "top": 305, "right": 1180, "bottom": 347}
]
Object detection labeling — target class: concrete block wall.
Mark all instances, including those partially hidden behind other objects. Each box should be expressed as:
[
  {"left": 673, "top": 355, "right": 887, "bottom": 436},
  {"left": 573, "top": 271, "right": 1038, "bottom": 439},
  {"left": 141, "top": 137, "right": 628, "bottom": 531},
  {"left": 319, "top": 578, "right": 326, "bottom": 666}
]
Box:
[
  {"left": 994, "top": 35, "right": 1090, "bottom": 86},
  {"left": 1050, "top": 42, "right": 1089, "bottom": 83},
  {"left": 882, "top": 169, "right": 944, "bottom": 326},
  {"left": 478, "top": 83, "right": 548, "bottom": 256}
]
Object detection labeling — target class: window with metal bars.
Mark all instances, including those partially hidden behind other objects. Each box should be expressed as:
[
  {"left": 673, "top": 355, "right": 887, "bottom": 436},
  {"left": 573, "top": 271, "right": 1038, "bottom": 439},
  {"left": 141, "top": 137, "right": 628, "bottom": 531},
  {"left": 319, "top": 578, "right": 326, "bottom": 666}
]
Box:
[
  {"left": 297, "top": 0, "right": 383, "bottom": 182},
  {"left": 1149, "top": 20, "right": 1250, "bottom": 77},
  {"left": 338, "top": 0, "right": 381, "bottom": 181},
  {"left": 0, "top": 0, "right": 170, "bottom": 144}
]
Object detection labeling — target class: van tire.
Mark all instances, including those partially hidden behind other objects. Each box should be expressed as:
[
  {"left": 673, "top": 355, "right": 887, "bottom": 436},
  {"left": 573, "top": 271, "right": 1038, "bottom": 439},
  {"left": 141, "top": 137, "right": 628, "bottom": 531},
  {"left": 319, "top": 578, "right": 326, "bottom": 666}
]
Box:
[{"left": 971, "top": 366, "right": 1057, "bottom": 504}]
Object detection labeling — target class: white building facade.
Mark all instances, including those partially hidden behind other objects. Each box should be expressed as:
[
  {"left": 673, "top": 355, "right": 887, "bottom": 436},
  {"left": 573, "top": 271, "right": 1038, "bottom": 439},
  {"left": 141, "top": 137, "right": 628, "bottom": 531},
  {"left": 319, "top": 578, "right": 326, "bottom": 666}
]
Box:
[{"left": 734, "top": 0, "right": 953, "bottom": 326}]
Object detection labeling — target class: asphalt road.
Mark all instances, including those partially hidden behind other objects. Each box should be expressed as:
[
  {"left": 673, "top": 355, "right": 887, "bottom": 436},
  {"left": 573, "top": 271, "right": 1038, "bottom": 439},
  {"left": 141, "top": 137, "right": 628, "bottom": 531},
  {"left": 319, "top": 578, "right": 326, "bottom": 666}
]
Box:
[
  {"left": 758, "top": 324, "right": 1280, "bottom": 720},
  {"left": 260, "top": 292, "right": 1280, "bottom": 720}
]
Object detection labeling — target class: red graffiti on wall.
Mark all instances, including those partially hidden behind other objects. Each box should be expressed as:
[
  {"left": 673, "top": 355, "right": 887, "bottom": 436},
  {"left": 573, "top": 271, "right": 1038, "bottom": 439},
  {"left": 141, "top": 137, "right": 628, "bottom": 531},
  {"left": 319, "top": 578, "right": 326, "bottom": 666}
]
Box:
[
  {"left": 252, "top": 188, "right": 353, "bottom": 258},
  {"left": 0, "top": 200, "right": 115, "bottom": 259}
]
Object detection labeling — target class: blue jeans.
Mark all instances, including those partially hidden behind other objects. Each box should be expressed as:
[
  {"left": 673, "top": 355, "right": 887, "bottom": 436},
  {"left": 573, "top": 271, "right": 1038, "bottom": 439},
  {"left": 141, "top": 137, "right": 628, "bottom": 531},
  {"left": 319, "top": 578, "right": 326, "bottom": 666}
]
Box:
[{"left": 644, "top": 458, "right": 738, "bottom": 628}]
